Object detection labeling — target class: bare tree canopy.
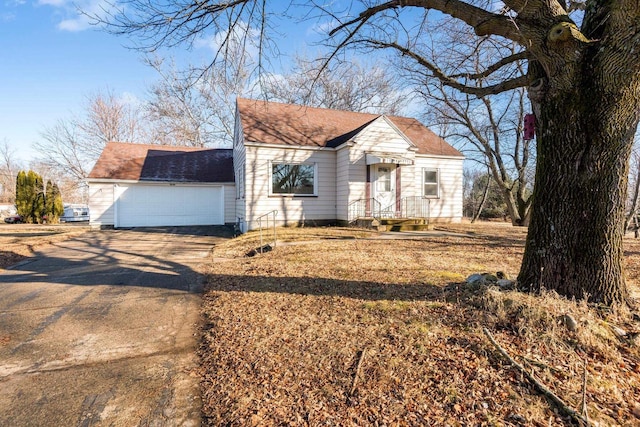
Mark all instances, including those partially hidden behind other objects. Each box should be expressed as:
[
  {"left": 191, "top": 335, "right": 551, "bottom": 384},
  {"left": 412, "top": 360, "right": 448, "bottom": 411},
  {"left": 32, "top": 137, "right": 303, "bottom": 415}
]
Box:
[
  {"left": 34, "top": 90, "right": 147, "bottom": 183},
  {"left": 93, "top": 0, "right": 640, "bottom": 305},
  {"left": 263, "top": 55, "right": 407, "bottom": 114}
]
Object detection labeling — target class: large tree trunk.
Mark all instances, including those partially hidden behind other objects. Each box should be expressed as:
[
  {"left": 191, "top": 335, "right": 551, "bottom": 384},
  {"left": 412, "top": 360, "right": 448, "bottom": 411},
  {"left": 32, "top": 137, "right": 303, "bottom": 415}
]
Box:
[{"left": 518, "top": 43, "right": 640, "bottom": 304}]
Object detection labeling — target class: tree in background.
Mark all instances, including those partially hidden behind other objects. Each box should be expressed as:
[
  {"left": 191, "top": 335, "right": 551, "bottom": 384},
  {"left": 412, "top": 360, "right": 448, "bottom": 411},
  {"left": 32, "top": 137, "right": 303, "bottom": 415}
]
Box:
[
  {"left": 44, "top": 180, "right": 64, "bottom": 223},
  {"left": 263, "top": 56, "right": 406, "bottom": 115},
  {"left": 0, "top": 139, "right": 21, "bottom": 204},
  {"left": 15, "top": 171, "right": 28, "bottom": 220},
  {"left": 15, "top": 170, "right": 43, "bottom": 223},
  {"left": 464, "top": 171, "right": 510, "bottom": 221},
  {"left": 15, "top": 171, "right": 62, "bottom": 224},
  {"left": 145, "top": 54, "right": 248, "bottom": 147},
  {"left": 34, "top": 90, "right": 147, "bottom": 183}
]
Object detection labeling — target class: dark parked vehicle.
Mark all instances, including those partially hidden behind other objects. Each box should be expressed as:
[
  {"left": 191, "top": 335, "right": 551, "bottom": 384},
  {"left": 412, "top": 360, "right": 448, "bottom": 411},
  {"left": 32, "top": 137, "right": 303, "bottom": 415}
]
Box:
[{"left": 4, "top": 215, "right": 22, "bottom": 224}]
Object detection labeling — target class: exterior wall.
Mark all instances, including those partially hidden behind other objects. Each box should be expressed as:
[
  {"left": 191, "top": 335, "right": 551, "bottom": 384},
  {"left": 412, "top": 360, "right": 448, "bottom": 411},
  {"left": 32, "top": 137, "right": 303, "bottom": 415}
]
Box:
[
  {"left": 413, "top": 155, "right": 464, "bottom": 222},
  {"left": 335, "top": 145, "right": 351, "bottom": 221},
  {"left": 347, "top": 117, "right": 416, "bottom": 209},
  {"left": 244, "top": 145, "right": 337, "bottom": 230},
  {"left": 89, "top": 181, "right": 236, "bottom": 227},
  {"left": 88, "top": 182, "right": 115, "bottom": 227},
  {"left": 233, "top": 111, "right": 247, "bottom": 229},
  {"left": 223, "top": 184, "right": 236, "bottom": 224}
]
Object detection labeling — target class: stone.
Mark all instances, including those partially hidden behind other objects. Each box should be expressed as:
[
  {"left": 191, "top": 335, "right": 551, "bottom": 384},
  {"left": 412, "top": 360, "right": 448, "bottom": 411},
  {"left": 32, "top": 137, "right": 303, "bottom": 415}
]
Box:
[
  {"left": 559, "top": 314, "right": 578, "bottom": 332},
  {"left": 482, "top": 273, "right": 498, "bottom": 283},
  {"left": 466, "top": 274, "right": 485, "bottom": 285},
  {"left": 497, "top": 279, "right": 515, "bottom": 289}
]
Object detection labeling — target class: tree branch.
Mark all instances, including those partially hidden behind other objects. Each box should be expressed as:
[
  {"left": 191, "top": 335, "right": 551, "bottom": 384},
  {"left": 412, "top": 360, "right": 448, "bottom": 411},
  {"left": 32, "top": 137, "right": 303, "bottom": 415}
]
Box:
[
  {"left": 483, "top": 328, "right": 590, "bottom": 426},
  {"left": 329, "top": 0, "right": 522, "bottom": 42},
  {"left": 449, "top": 51, "right": 528, "bottom": 80},
  {"left": 367, "top": 40, "right": 528, "bottom": 96}
]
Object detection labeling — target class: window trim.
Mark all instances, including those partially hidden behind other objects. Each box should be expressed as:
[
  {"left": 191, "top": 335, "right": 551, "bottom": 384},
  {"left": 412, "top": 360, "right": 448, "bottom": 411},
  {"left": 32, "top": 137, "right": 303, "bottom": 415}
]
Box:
[
  {"left": 422, "top": 168, "right": 440, "bottom": 198},
  {"left": 269, "top": 161, "right": 318, "bottom": 197}
]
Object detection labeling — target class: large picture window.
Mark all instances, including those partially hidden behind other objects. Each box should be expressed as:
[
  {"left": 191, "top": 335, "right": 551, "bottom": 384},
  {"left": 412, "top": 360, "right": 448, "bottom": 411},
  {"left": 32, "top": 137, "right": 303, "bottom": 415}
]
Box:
[
  {"left": 423, "top": 168, "right": 439, "bottom": 198},
  {"left": 271, "top": 163, "right": 316, "bottom": 195}
]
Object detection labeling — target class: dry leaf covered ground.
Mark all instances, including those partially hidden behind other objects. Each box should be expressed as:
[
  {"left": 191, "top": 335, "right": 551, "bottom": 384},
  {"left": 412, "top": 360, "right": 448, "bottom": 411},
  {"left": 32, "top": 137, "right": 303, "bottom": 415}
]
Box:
[{"left": 201, "top": 223, "right": 640, "bottom": 426}]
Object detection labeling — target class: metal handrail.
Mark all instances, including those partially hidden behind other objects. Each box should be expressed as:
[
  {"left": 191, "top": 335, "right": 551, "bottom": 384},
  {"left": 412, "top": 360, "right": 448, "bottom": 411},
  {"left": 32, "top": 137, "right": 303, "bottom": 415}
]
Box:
[
  {"left": 378, "top": 196, "right": 431, "bottom": 221},
  {"left": 348, "top": 198, "right": 382, "bottom": 222},
  {"left": 256, "top": 210, "right": 278, "bottom": 253}
]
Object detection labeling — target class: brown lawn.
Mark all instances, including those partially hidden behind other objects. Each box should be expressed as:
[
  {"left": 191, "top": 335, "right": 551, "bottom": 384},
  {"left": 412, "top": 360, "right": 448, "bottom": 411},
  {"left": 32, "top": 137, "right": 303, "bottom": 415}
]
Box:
[{"left": 200, "top": 222, "right": 640, "bottom": 426}]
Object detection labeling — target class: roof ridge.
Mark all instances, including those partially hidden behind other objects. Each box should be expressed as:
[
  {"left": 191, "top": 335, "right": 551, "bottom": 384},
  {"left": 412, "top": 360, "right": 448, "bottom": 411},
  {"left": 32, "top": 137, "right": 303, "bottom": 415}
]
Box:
[{"left": 237, "top": 97, "right": 389, "bottom": 119}]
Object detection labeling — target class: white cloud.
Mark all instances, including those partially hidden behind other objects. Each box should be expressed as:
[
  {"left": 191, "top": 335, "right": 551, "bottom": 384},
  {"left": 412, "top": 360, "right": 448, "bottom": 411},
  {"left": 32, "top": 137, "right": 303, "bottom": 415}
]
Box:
[
  {"left": 57, "top": 15, "right": 91, "bottom": 32},
  {"left": 38, "top": 0, "right": 111, "bottom": 32},
  {"left": 0, "top": 12, "right": 16, "bottom": 22},
  {"left": 37, "top": 0, "right": 69, "bottom": 6}
]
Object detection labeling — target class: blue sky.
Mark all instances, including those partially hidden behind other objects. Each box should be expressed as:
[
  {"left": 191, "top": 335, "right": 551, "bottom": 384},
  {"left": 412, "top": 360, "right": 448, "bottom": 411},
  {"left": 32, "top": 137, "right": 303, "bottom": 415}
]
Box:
[{"left": 0, "top": 1, "right": 323, "bottom": 164}]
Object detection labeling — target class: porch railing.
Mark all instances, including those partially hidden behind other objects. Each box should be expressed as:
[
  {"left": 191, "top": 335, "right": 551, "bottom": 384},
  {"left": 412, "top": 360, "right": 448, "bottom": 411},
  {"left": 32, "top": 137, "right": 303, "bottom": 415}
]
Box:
[
  {"left": 348, "top": 197, "right": 431, "bottom": 222},
  {"left": 347, "top": 198, "right": 382, "bottom": 222}
]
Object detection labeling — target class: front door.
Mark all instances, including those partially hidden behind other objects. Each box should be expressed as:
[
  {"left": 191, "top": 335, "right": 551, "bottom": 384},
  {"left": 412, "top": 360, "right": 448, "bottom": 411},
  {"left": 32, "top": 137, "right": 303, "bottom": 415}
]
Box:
[{"left": 373, "top": 164, "right": 396, "bottom": 216}]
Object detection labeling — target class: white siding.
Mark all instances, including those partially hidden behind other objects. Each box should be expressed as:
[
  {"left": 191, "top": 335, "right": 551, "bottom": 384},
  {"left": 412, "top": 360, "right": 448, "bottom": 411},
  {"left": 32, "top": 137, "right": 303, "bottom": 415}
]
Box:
[
  {"left": 244, "top": 145, "right": 336, "bottom": 230},
  {"left": 88, "top": 182, "right": 115, "bottom": 227},
  {"left": 414, "top": 156, "right": 464, "bottom": 222},
  {"left": 336, "top": 146, "right": 350, "bottom": 221},
  {"left": 346, "top": 117, "right": 416, "bottom": 208},
  {"left": 233, "top": 112, "right": 247, "bottom": 228},
  {"left": 223, "top": 184, "right": 236, "bottom": 224},
  {"left": 351, "top": 117, "right": 414, "bottom": 154}
]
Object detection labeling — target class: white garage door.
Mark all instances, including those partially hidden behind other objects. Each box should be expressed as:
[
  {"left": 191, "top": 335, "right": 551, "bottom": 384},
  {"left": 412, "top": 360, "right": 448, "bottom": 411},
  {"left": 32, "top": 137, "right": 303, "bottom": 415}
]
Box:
[{"left": 116, "top": 184, "right": 224, "bottom": 227}]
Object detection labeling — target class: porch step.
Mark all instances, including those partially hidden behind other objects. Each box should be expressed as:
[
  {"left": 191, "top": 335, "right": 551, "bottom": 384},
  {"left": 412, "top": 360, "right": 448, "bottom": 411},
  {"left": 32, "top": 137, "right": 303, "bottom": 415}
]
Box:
[
  {"left": 353, "top": 217, "right": 431, "bottom": 232},
  {"left": 388, "top": 223, "right": 433, "bottom": 232},
  {"left": 379, "top": 218, "right": 428, "bottom": 226}
]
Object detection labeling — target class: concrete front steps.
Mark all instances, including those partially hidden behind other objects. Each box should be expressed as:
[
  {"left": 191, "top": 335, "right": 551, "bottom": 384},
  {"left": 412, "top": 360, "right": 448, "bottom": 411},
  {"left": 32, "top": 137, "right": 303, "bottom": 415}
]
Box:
[{"left": 354, "top": 218, "right": 432, "bottom": 232}]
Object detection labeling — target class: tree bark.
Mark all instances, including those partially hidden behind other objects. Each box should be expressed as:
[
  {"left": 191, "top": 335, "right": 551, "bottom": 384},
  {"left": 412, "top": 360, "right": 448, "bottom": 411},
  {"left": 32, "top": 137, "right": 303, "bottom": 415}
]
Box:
[{"left": 518, "top": 54, "right": 640, "bottom": 304}]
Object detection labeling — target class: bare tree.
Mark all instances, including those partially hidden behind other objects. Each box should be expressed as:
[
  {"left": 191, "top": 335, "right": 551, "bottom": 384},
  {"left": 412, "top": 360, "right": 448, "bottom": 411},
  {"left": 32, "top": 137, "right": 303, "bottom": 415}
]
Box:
[
  {"left": 624, "top": 134, "right": 640, "bottom": 234},
  {"left": 424, "top": 83, "right": 534, "bottom": 226},
  {"left": 264, "top": 55, "right": 407, "bottom": 114},
  {"left": 145, "top": 53, "right": 249, "bottom": 147},
  {"left": 34, "top": 90, "right": 147, "bottom": 182},
  {"left": 0, "top": 139, "right": 21, "bottom": 204},
  {"left": 94, "top": 0, "right": 640, "bottom": 304}
]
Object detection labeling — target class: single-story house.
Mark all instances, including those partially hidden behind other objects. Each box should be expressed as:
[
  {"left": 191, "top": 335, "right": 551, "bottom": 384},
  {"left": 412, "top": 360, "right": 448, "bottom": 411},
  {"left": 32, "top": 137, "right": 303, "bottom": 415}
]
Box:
[
  {"left": 233, "top": 98, "right": 464, "bottom": 232},
  {"left": 87, "top": 143, "right": 235, "bottom": 228},
  {"left": 88, "top": 98, "right": 463, "bottom": 230}
]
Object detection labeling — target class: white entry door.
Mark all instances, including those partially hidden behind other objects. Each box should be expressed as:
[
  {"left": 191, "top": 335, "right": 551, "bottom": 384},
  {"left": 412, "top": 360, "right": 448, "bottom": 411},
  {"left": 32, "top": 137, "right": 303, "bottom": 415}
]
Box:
[{"left": 373, "top": 165, "right": 396, "bottom": 215}]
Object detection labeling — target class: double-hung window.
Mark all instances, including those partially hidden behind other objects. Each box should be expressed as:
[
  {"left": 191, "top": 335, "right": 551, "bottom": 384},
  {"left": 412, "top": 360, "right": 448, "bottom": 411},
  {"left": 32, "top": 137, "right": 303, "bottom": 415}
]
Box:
[
  {"left": 271, "top": 163, "right": 317, "bottom": 195},
  {"left": 423, "top": 168, "right": 439, "bottom": 198}
]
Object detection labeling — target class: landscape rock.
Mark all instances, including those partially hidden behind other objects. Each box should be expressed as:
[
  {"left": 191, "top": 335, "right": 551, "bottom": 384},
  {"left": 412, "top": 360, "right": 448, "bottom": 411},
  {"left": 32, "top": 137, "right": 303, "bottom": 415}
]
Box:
[
  {"left": 466, "top": 274, "right": 485, "bottom": 285},
  {"left": 558, "top": 314, "right": 578, "bottom": 332},
  {"left": 496, "top": 279, "right": 515, "bottom": 289}
]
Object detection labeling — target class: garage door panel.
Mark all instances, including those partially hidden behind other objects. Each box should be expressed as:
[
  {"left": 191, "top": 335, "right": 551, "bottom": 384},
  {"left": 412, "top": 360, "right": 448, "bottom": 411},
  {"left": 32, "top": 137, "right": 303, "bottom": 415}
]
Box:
[{"left": 117, "top": 185, "right": 223, "bottom": 227}]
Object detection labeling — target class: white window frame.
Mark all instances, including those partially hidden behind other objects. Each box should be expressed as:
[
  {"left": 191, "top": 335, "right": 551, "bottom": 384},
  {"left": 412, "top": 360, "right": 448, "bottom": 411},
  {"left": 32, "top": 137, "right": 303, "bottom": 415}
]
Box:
[
  {"left": 422, "top": 168, "right": 440, "bottom": 198},
  {"left": 269, "top": 162, "right": 318, "bottom": 196}
]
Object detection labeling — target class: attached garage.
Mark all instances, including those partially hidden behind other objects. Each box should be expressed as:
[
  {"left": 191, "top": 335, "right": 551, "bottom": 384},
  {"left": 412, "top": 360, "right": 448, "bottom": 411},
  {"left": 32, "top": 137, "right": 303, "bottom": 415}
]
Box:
[
  {"left": 87, "top": 143, "right": 235, "bottom": 228},
  {"left": 116, "top": 184, "right": 224, "bottom": 227}
]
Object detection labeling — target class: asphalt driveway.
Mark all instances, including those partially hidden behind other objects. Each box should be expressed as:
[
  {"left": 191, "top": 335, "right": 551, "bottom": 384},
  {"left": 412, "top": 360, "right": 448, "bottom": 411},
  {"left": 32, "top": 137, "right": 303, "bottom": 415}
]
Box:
[{"left": 0, "top": 226, "right": 231, "bottom": 426}]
